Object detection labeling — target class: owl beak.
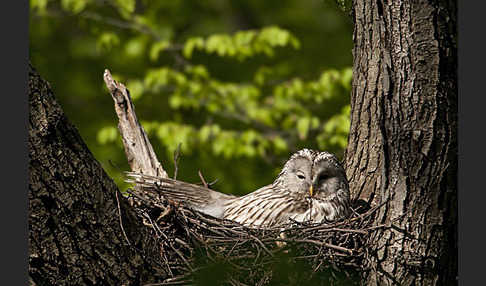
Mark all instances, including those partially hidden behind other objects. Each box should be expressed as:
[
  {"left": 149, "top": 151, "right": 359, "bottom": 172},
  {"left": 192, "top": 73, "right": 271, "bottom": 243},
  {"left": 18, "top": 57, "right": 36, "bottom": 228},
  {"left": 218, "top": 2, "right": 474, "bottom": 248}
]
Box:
[{"left": 309, "top": 185, "right": 314, "bottom": 197}]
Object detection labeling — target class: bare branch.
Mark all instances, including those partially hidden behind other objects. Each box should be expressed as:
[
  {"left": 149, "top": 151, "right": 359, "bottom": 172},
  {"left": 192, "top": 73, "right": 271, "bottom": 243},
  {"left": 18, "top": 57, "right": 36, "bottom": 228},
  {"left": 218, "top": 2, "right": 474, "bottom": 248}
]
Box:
[
  {"left": 198, "top": 170, "right": 208, "bottom": 188},
  {"left": 173, "top": 143, "right": 182, "bottom": 179},
  {"left": 103, "top": 69, "right": 168, "bottom": 178}
]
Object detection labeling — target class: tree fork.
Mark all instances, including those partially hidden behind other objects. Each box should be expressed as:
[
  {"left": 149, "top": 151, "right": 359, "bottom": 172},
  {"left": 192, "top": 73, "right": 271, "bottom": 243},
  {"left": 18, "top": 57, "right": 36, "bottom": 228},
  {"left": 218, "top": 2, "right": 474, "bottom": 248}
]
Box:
[{"left": 345, "top": 0, "right": 457, "bottom": 285}]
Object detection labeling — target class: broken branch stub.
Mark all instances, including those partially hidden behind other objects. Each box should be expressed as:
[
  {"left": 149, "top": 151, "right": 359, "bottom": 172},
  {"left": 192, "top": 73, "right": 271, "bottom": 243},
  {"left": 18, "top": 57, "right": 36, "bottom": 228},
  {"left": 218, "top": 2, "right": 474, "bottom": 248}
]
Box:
[{"left": 103, "top": 69, "right": 168, "bottom": 178}]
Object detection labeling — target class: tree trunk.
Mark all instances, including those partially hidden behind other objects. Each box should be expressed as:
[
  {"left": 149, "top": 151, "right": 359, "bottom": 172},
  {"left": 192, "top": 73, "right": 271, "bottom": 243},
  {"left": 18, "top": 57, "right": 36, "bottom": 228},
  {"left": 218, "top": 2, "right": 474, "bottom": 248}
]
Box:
[
  {"left": 28, "top": 64, "right": 167, "bottom": 285},
  {"left": 345, "top": 0, "right": 457, "bottom": 285}
]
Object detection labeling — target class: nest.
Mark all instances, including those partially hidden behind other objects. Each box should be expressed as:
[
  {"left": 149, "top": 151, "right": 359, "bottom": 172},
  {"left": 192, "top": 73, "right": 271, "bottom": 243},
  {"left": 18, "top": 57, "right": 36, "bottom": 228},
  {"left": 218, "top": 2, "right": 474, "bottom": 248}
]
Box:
[{"left": 126, "top": 185, "right": 380, "bottom": 286}]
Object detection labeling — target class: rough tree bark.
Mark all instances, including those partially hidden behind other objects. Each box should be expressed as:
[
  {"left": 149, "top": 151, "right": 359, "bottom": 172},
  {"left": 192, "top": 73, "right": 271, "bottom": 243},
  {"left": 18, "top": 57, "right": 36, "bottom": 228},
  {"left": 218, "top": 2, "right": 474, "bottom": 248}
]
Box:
[
  {"left": 344, "top": 0, "right": 457, "bottom": 285},
  {"left": 28, "top": 63, "right": 167, "bottom": 285}
]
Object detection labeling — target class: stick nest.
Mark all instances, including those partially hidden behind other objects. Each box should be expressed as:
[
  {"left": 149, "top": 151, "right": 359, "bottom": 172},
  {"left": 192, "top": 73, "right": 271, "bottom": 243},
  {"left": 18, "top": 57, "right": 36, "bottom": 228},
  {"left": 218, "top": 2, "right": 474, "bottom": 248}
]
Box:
[{"left": 127, "top": 185, "right": 379, "bottom": 285}]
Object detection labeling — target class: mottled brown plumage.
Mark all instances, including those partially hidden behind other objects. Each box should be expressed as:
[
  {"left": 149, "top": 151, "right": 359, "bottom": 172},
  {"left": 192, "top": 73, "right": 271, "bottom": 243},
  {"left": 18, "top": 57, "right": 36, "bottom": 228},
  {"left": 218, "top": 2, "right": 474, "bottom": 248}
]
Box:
[{"left": 126, "top": 149, "right": 351, "bottom": 227}]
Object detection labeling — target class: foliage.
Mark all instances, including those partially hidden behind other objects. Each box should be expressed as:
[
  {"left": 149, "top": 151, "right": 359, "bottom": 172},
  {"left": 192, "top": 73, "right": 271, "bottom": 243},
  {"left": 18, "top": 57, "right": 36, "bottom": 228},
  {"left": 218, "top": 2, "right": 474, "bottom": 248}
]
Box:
[{"left": 29, "top": 0, "right": 353, "bottom": 196}]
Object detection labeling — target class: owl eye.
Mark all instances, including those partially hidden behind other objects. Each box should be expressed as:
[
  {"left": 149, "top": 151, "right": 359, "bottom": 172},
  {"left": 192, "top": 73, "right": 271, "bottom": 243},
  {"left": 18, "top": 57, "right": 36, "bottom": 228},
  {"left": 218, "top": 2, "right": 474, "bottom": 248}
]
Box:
[
  {"left": 318, "top": 174, "right": 330, "bottom": 181},
  {"left": 297, "top": 173, "right": 306, "bottom": 180}
]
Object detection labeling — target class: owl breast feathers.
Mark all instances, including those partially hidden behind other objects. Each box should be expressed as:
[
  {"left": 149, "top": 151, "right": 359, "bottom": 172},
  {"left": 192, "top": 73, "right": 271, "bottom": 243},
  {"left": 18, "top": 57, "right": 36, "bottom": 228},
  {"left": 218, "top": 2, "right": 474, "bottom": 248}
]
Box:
[{"left": 127, "top": 149, "right": 351, "bottom": 228}]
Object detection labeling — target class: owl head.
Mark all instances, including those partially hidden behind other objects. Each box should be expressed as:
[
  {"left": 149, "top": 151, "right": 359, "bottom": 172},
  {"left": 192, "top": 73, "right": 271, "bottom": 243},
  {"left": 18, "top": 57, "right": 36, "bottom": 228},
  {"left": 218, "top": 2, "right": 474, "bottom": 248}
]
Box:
[{"left": 274, "top": 149, "right": 350, "bottom": 219}]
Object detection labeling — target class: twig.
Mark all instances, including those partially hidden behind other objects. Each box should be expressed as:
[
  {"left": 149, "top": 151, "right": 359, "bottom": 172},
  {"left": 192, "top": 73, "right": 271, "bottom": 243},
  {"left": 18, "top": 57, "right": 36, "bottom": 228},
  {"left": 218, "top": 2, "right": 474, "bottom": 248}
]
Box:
[
  {"left": 82, "top": 11, "right": 157, "bottom": 38},
  {"left": 264, "top": 238, "right": 354, "bottom": 255},
  {"left": 115, "top": 191, "right": 131, "bottom": 245},
  {"left": 170, "top": 242, "right": 193, "bottom": 271},
  {"left": 316, "top": 227, "right": 368, "bottom": 235},
  {"left": 249, "top": 234, "right": 273, "bottom": 257},
  {"left": 300, "top": 240, "right": 353, "bottom": 255},
  {"left": 126, "top": 189, "right": 165, "bottom": 209},
  {"left": 174, "top": 238, "right": 191, "bottom": 250},
  {"left": 208, "top": 178, "right": 219, "bottom": 186},
  {"left": 156, "top": 205, "right": 173, "bottom": 222},
  {"left": 173, "top": 143, "right": 182, "bottom": 180},
  {"left": 198, "top": 170, "right": 208, "bottom": 188}
]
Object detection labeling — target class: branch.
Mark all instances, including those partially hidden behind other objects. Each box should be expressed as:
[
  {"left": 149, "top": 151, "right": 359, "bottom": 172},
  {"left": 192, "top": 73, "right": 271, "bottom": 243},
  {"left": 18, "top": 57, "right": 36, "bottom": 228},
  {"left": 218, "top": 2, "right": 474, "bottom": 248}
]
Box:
[
  {"left": 81, "top": 11, "right": 163, "bottom": 41},
  {"left": 103, "top": 69, "right": 168, "bottom": 178}
]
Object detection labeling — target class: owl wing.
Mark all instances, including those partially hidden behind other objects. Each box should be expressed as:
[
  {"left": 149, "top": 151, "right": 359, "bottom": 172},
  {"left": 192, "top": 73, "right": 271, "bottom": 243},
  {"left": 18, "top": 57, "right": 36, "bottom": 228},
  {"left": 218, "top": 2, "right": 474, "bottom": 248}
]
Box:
[
  {"left": 126, "top": 172, "right": 236, "bottom": 218},
  {"left": 223, "top": 184, "right": 299, "bottom": 227}
]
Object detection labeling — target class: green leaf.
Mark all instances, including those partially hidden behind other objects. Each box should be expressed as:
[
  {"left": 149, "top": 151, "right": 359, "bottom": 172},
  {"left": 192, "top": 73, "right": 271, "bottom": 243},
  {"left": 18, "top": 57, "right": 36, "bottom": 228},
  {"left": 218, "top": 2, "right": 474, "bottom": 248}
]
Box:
[
  {"left": 289, "top": 36, "right": 301, "bottom": 50},
  {"left": 317, "top": 105, "right": 351, "bottom": 150},
  {"left": 340, "top": 67, "right": 353, "bottom": 89},
  {"left": 206, "top": 34, "right": 234, "bottom": 56},
  {"left": 149, "top": 41, "right": 170, "bottom": 61},
  {"left": 30, "top": 0, "right": 49, "bottom": 13},
  {"left": 234, "top": 30, "right": 256, "bottom": 46},
  {"left": 172, "top": 72, "right": 187, "bottom": 86},
  {"left": 181, "top": 26, "right": 299, "bottom": 60},
  {"left": 96, "top": 32, "right": 120, "bottom": 52},
  {"left": 97, "top": 126, "right": 118, "bottom": 144},
  {"left": 310, "top": 117, "right": 320, "bottom": 129},
  {"left": 125, "top": 37, "right": 146, "bottom": 58},
  {"left": 183, "top": 37, "right": 204, "bottom": 58},
  {"left": 199, "top": 124, "right": 221, "bottom": 142},
  {"left": 254, "top": 66, "right": 271, "bottom": 86},
  {"left": 272, "top": 136, "right": 288, "bottom": 152},
  {"left": 144, "top": 68, "right": 169, "bottom": 89},
  {"left": 114, "top": 0, "right": 135, "bottom": 16},
  {"left": 186, "top": 65, "right": 209, "bottom": 79},
  {"left": 61, "top": 0, "right": 87, "bottom": 14},
  {"left": 140, "top": 121, "right": 158, "bottom": 134},
  {"left": 169, "top": 94, "right": 183, "bottom": 109},
  {"left": 199, "top": 125, "right": 212, "bottom": 142},
  {"left": 296, "top": 117, "right": 311, "bottom": 140},
  {"left": 126, "top": 80, "right": 144, "bottom": 101}
]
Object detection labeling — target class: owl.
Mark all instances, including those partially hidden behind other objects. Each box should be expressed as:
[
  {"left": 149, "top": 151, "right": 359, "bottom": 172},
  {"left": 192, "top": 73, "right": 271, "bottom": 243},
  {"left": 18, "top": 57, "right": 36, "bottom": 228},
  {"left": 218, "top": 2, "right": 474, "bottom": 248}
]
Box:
[{"left": 127, "top": 149, "right": 351, "bottom": 227}]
